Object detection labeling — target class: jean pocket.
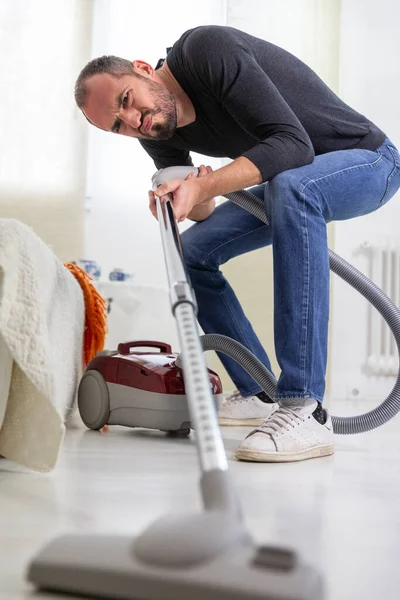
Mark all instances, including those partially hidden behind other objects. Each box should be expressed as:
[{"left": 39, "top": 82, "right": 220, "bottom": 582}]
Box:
[{"left": 380, "top": 146, "right": 400, "bottom": 205}]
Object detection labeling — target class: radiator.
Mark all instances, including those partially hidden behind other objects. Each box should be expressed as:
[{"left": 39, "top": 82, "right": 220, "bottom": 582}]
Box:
[{"left": 363, "top": 240, "right": 400, "bottom": 377}]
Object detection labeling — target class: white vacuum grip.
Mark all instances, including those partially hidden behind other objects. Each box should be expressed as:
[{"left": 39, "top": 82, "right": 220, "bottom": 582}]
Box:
[{"left": 152, "top": 166, "right": 199, "bottom": 190}]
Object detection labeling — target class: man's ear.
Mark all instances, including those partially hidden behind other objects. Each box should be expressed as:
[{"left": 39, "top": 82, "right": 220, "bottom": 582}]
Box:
[{"left": 132, "top": 60, "right": 154, "bottom": 77}]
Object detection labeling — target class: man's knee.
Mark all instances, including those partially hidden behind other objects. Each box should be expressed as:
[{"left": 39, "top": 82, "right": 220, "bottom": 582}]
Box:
[
  {"left": 270, "top": 170, "right": 303, "bottom": 197},
  {"left": 268, "top": 170, "right": 317, "bottom": 217},
  {"left": 180, "top": 226, "right": 211, "bottom": 270}
]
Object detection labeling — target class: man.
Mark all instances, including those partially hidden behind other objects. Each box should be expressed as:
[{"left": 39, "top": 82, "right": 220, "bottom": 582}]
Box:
[{"left": 75, "top": 25, "right": 400, "bottom": 463}]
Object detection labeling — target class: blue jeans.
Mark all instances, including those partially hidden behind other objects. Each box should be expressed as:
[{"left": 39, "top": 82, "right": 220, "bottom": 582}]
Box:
[{"left": 180, "top": 139, "right": 400, "bottom": 402}]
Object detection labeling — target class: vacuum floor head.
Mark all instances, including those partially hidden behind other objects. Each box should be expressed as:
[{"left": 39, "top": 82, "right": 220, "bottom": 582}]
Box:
[{"left": 28, "top": 512, "right": 323, "bottom": 600}]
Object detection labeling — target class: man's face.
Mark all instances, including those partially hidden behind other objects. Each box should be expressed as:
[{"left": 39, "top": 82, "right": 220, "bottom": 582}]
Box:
[{"left": 82, "top": 71, "right": 178, "bottom": 140}]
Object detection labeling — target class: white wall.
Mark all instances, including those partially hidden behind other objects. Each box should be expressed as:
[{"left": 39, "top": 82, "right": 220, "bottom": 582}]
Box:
[
  {"left": 226, "top": 0, "right": 340, "bottom": 90},
  {"left": 329, "top": 0, "right": 400, "bottom": 401},
  {"left": 0, "top": 0, "right": 92, "bottom": 261}
]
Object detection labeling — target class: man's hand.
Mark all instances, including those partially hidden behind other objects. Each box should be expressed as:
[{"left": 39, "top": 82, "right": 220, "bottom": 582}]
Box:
[{"left": 148, "top": 165, "right": 214, "bottom": 222}]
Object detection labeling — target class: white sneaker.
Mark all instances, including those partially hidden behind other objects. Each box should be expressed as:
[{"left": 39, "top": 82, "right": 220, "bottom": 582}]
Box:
[
  {"left": 235, "top": 399, "right": 334, "bottom": 462},
  {"left": 218, "top": 390, "right": 278, "bottom": 426}
]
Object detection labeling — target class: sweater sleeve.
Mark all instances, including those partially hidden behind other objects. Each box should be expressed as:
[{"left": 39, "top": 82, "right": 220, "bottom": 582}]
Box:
[
  {"left": 183, "top": 27, "right": 315, "bottom": 182},
  {"left": 139, "top": 139, "right": 193, "bottom": 170}
]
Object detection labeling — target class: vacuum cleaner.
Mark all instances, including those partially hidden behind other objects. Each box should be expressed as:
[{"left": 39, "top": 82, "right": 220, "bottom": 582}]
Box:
[
  {"left": 77, "top": 340, "right": 223, "bottom": 437},
  {"left": 27, "top": 165, "right": 400, "bottom": 600}
]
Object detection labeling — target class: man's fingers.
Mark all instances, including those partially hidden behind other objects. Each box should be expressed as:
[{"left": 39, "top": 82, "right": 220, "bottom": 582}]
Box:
[
  {"left": 154, "top": 179, "right": 180, "bottom": 197},
  {"left": 148, "top": 191, "right": 158, "bottom": 220},
  {"left": 149, "top": 189, "right": 175, "bottom": 220},
  {"left": 196, "top": 164, "right": 213, "bottom": 177}
]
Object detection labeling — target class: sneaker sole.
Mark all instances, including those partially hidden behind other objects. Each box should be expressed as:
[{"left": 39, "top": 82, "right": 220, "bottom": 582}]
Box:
[
  {"left": 235, "top": 443, "right": 335, "bottom": 463},
  {"left": 218, "top": 417, "right": 266, "bottom": 427}
]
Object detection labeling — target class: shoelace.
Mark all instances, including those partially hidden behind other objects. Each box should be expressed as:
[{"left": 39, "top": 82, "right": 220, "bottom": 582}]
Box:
[{"left": 255, "top": 407, "right": 304, "bottom": 436}]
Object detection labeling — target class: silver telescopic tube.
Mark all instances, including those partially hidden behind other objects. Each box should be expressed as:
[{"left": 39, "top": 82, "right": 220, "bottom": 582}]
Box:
[{"left": 154, "top": 193, "right": 228, "bottom": 473}]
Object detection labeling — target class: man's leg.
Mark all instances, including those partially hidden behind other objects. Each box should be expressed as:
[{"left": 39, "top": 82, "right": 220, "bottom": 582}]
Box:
[
  {"left": 237, "top": 138, "right": 400, "bottom": 462},
  {"left": 181, "top": 195, "right": 272, "bottom": 396}
]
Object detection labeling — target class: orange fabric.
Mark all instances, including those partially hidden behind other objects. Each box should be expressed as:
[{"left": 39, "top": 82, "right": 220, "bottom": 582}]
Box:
[{"left": 64, "top": 263, "right": 108, "bottom": 366}]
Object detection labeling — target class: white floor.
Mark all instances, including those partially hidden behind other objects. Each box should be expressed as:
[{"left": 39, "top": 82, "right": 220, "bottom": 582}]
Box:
[{"left": 1, "top": 400, "right": 400, "bottom": 600}]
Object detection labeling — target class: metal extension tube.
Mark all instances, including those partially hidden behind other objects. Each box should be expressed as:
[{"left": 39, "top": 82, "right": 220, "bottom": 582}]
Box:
[{"left": 157, "top": 198, "right": 228, "bottom": 475}]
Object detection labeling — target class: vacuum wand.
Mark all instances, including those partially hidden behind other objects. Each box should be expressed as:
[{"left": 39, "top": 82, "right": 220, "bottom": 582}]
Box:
[
  {"left": 152, "top": 171, "right": 247, "bottom": 513},
  {"left": 152, "top": 169, "right": 228, "bottom": 480}
]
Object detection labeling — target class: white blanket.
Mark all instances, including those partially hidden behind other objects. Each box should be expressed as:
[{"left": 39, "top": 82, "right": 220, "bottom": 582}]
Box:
[{"left": 0, "top": 219, "right": 85, "bottom": 472}]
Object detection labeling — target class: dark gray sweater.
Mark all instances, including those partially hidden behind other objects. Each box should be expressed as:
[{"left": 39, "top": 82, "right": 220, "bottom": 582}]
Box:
[{"left": 140, "top": 25, "right": 385, "bottom": 182}]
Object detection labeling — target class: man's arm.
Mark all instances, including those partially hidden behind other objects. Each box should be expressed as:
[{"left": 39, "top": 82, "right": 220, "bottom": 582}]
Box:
[
  {"left": 186, "top": 197, "right": 216, "bottom": 221},
  {"left": 181, "top": 27, "right": 315, "bottom": 184},
  {"left": 186, "top": 155, "right": 260, "bottom": 221},
  {"left": 154, "top": 156, "right": 262, "bottom": 223},
  {"left": 185, "top": 164, "right": 216, "bottom": 221},
  {"left": 194, "top": 156, "right": 262, "bottom": 201}
]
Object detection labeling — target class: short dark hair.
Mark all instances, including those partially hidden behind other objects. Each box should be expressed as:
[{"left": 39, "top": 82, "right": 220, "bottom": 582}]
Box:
[{"left": 74, "top": 55, "right": 135, "bottom": 108}]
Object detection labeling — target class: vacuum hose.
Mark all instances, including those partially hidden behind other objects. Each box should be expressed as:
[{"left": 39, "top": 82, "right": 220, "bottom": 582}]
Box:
[{"left": 181, "top": 189, "right": 400, "bottom": 435}]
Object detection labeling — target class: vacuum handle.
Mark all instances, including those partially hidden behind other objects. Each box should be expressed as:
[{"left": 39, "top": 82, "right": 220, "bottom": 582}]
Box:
[
  {"left": 117, "top": 341, "right": 172, "bottom": 355},
  {"left": 151, "top": 166, "right": 199, "bottom": 189}
]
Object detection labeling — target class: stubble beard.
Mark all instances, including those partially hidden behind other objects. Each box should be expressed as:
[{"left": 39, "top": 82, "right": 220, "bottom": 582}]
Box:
[{"left": 141, "top": 79, "right": 178, "bottom": 140}]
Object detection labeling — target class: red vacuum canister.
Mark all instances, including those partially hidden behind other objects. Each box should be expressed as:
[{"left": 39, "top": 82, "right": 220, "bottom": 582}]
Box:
[{"left": 78, "top": 340, "right": 223, "bottom": 437}]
